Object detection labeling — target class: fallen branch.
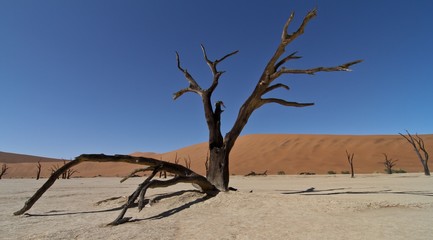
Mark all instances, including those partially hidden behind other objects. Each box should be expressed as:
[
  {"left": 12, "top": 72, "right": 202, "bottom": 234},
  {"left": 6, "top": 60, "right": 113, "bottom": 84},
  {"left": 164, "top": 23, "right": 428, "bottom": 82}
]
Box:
[{"left": 14, "top": 154, "right": 216, "bottom": 224}]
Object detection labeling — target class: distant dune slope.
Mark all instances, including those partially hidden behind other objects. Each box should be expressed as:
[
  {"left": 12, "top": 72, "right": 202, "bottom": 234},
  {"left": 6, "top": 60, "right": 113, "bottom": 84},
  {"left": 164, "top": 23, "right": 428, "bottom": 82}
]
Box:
[
  {"left": 0, "top": 151, "right": 63, "bottom": 163},
  {"left": 2, "top": 134, "right": 432, "bottom": 178},
  {"left": 133, "top": 134, "right": 433, "bottom": 175}
]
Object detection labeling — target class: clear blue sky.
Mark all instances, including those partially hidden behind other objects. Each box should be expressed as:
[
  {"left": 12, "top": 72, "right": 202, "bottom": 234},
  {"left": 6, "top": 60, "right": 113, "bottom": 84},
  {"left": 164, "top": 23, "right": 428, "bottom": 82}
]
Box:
[{"left": 1, "top": 0, "right": 432, "bottom": 159}]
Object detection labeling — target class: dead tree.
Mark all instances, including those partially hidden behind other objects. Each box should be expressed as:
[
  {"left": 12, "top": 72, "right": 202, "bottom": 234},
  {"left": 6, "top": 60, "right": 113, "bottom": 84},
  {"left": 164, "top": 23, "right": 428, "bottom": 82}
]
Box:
[
  {"left": 158, "top": 156, "right": 167, "bottom": 178},
  {"left": 174, "top": 8, "right": 361, "bottom": 191},
  {"left": 0, "top": 163, "right": 9, "bottom": 179},
  {"left": 15, "top": 8, "right": 361, "bottom": 224},
  {"left": 184, "top": 155, "right": 192, "bottom": 169},
  {"left": 51, "top": 160, "right": 78, "bottom": 179},
  {"left": 382, "top": 153, "right": 398, "bottom": 174},
  {"left": 36, "top": 161, "right": 42, "bottom": 180},
  {"left": 399, "top": 130, "right": 430, "bottom": 176},
  {"left": 345, "top": 150, "right": 355, "bottom": 178},
  {"left": 66, "top": 168, "right": 78, "bottom": 179},
  {"left": 50, "top": 164, "right": 62, "bottom": 179}
]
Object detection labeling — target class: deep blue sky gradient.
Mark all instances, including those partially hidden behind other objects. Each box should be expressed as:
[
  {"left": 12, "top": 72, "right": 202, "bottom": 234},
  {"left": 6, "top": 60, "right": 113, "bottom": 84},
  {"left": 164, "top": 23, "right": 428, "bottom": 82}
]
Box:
[{"left": 1, "top": 0, "right": 432, "bottom": 159}]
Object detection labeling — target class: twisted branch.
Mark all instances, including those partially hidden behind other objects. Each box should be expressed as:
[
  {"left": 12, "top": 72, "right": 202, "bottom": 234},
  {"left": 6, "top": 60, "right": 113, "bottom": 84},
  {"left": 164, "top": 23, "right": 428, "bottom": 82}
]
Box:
[
  {"left": 14, "top": 154, "right": 215, "bottom": 217},
  {"left": 259, "top": 98, "right": 314, "bottom": 108}
]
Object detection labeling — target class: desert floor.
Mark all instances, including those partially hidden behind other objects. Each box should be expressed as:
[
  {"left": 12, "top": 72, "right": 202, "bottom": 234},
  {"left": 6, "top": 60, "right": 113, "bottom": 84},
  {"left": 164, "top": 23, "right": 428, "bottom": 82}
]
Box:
[{"left": 1, "top": 174, "right": 432, "bottom": 240}]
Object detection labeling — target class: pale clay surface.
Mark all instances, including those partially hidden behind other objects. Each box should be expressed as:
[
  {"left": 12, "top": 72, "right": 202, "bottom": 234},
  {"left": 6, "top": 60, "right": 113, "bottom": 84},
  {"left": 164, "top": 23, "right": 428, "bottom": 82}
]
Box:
[{"left": 1, "top": 174, "right": 432, "bottom": 239}]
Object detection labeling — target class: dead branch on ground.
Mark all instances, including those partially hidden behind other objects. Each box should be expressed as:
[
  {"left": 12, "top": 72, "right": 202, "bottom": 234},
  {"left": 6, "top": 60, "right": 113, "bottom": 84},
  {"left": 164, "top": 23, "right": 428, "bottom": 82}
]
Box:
[{"left": 14, "top": 154, "right": 216, "bottom": 225}]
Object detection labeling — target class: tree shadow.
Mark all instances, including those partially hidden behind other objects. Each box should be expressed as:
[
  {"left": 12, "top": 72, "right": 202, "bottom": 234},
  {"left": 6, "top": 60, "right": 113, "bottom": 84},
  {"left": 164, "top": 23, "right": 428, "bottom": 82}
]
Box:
[
  {"left": 280, "top": 187, "right": 347, "bottom": 194},
  {"left": 130, "top": 190, "right": 218, "bottom": 222},
  {"left": 305, "top": 190, "right": 433, "bottom": 197},
  {"left": 22, "top": 190, "right": 218, "bottom": 221},
  {"left": 280, "top": 188, "right": 433, "bottom": 197},
  {"left": 23, "top": 204, "right": 130, "bottom": 217}
]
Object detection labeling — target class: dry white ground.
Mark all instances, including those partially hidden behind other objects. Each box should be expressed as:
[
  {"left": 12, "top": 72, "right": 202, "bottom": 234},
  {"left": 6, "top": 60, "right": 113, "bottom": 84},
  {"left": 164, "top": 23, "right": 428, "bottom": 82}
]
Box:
[{"left": 1, "top": 174, "right": 432, "bottom": 240}]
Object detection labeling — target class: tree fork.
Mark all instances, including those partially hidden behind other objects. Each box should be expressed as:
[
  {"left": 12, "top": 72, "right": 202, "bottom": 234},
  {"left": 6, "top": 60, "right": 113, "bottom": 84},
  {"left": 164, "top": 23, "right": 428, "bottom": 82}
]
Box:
[{"left": 174, "top": 8, "right": 361, "bottom": 191}]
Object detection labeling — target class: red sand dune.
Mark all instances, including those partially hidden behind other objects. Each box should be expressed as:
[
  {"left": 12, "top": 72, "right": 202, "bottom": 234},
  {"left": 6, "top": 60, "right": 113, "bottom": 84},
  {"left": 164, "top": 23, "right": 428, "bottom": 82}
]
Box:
[{"left": 1, "top": 134, "right": 432, "bottom": 178}]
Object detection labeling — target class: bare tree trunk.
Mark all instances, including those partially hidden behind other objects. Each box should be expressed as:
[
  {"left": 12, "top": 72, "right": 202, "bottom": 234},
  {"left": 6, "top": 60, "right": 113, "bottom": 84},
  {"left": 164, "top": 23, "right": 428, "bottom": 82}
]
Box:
[
  {"left": 36, "top": 161, "right": 42, "bottom": 180},
  {"left": 346, "top": 150, "right": 355, "bottom": 178},
  {"left": 423, "top": 162, "right": 430, "bottom": 176},
  {"left": 206, "top": 148, "right": 229, "bottom": 191}
]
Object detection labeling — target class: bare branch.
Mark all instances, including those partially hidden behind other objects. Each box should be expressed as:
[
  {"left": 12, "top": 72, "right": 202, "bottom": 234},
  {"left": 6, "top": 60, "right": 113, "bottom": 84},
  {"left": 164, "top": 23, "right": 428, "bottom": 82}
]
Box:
[
  {"left": 200, "top": 44, "right": 239, "bottom": 93},
  {"left": 283, "top": 9, "right": 317, "bottom": 43},
  {"left": 263, "top": 83, "right": 290, "bottom": 95},
  {"left": 260, "top": 98, "right": 314, "bottom": 107},
  {"left": 260, "top": 9, "right": 318, "bottom": 86},
  {"left": 109, "top": 166, "right": 162, "bottom": 225},
  {"left": 217, "top": 49, "right": 239, "bottom": 63},
  {"left": 414, "top": 133, "right": 429, "bottom": 161},
  {"left": 120, "top": 166, "right": 154, "bottom": 183},
  {"left": 174, "top": 51, "right": 204, "bottom": 98},
  {"left": 173, "top": 88, "right": 202, "bottom": 100},
  {"left": 281, "top": 12, "right": 295, "bottom": 41},
  {"left": 274, "top": 51, "right": 301, "bottom": 71},
  {"left": 271, "top": 59, "right": 363, "bottom": 79}
]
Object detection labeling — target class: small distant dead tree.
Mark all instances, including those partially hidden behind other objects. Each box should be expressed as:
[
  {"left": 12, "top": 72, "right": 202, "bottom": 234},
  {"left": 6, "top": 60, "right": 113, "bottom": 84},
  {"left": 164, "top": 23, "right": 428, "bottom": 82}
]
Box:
[
  {"left": 50, "top": 164, "right": 61, "bottom": 179},
  {"left": 173, "top": 152, "right": 179, "bottom": 165},
  {"left": 159, "top": 156, "right": 167, "bottom": 178},
  {"left": 51, "top": 161, "right": 78, "bottom": 179},
  {"left": 0, "top": 163, "right": 9, "bottom": 179},
  {"left": 66, "top": 168, "right": 78, "bottom": 179},
  {"left": 184, "top": 155, "right": 192, "bottom": 169},
  {"left": 382, "top": 153, "right": 398, "bottom": 174},
  {"left": 399, "top": 130, "right": 430, "bottom": 176},
  {"left": 36, "top": 161, "right": 42, "bottom": 180},
  {"left": 345, "top": 150, "right": 355, "bottom": 178}
]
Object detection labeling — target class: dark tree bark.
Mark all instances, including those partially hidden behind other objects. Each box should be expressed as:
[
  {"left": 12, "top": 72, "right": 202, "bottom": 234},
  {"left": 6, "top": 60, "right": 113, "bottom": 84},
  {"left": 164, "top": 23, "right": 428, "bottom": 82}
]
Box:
[
  {"left": 399, "top": 130, "right": 430, "bottom": 176},
  {"left": 346, "top": 150, "right": 355, "bottom": 178},
  {"left": 174, "top": 8, "right": 362, "bottom": 190}
]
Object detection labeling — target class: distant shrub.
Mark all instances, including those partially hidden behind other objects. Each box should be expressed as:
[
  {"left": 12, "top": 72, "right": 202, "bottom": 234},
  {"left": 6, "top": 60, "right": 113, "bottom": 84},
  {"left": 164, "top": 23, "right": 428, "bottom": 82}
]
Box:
[
  {"left": 341, "top": 170, "right": 350, "bottom": 174},
  {"left": 299, "top": 172, "right": 316, "bottom": 175},
  {"left": 277, "top": 171, "right": 286, "bottom": 175},
  {"left": 392, "top": 169, "right": 407, "bottom": 174},
  {"left": 327, "top": 170, "right": 336, "bottom": 175}
]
